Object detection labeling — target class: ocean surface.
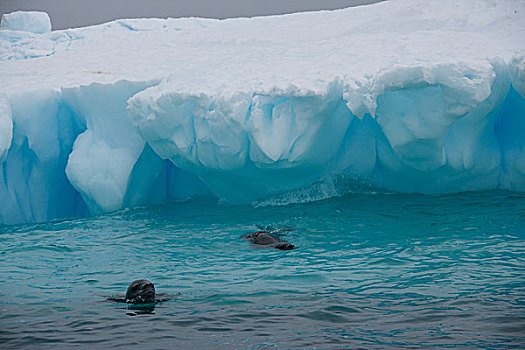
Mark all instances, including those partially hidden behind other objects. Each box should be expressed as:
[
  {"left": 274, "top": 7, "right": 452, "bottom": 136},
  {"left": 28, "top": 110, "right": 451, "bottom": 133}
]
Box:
[{"left": 1, "top": 192, "right": 524, "bottom": 349}]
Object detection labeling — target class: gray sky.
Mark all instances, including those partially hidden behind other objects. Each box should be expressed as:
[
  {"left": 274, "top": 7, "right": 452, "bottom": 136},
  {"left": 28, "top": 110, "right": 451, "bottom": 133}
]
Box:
[{"left": 0, "top": 0, "right": 382, "bottom": 30}]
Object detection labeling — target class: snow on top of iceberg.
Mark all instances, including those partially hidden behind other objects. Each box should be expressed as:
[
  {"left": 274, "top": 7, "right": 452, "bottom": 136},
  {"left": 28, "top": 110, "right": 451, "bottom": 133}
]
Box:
[
  {"left": 0, "top": 0, "right": 523, "bottom": 94},
  {"left": 1, "top": 11, "right": 52, "bottom": 34}
]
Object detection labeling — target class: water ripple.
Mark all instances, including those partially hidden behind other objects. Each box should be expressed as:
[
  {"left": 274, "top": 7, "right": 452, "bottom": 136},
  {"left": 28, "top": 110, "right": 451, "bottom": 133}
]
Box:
[{"left": 0, "top": 192, "right": 524, "bottom": 348}]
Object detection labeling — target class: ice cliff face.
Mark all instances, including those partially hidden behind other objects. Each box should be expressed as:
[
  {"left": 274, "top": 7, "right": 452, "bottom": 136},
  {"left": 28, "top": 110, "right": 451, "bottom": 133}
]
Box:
[{"left": 0, "top": 0, "right": 524, "bottom": 224}]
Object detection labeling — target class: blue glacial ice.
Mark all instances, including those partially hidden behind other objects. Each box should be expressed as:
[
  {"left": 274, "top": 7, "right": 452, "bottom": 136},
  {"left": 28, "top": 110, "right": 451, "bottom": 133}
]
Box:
[{"left": 0, "top": 0, "right": 524, "bottom": 224}]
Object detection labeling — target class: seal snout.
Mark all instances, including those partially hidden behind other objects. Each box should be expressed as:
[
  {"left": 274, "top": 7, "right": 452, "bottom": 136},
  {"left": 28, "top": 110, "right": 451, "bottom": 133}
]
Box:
[
  {"left": 275, "top": 242, "right": 295, "bottom": 251},
  {"left": 125, "top": 279, "right": 156, "bottom": 304}
]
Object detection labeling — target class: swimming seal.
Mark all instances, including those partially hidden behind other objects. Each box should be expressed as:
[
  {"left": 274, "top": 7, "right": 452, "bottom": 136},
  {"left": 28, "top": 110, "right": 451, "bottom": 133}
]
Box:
[
  {"left": 243, "top": 230, "right": 295, "bottom": 250},
  {"left": 125, "top": 279, "right": 156, "bottom": 304}
]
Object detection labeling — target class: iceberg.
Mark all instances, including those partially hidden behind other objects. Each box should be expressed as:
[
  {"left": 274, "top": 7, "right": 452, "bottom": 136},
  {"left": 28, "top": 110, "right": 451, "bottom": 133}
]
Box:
[
  {"left": 0, "top": 11, "right": 52, "bottom": 34},
  {"left": 0, "top": 0, "right": 524, "bottom": 224}
]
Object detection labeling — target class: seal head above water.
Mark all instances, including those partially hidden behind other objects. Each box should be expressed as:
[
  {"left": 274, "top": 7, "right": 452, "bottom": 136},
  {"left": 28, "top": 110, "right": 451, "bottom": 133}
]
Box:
[
  {"left": 125, "top": 279, "right": 156, "bottom": 304},
  {"left": 243, "top": 230, "right": 295, "bottom": 250}
]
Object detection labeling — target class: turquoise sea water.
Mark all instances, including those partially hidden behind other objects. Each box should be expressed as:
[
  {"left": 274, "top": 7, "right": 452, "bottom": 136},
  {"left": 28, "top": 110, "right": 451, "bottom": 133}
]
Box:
[{"left": 1, "top": 192, "right": 524, "bottom": 349}]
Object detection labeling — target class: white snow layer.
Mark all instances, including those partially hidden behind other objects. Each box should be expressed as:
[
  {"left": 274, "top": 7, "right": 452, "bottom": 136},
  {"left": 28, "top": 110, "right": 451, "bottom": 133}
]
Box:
[{"left": 0, "top": 0, "right": 524, "bottom": 224}]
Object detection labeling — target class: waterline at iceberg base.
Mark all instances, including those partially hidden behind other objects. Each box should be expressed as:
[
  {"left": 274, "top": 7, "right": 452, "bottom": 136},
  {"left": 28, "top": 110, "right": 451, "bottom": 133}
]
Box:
[{"left": 1, "top": 0, "right": 525, "bottom": 225}]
